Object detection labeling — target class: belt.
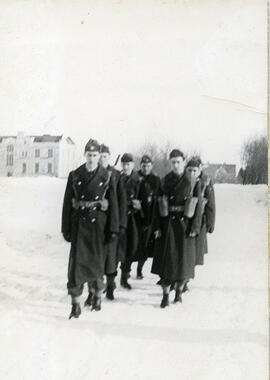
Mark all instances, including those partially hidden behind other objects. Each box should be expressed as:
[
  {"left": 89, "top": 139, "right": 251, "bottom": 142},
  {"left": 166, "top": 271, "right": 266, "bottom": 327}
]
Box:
[
  {"left": 72, "top": 199, "right": 100, "bottom": 210},
  {"left": 168, "top": 205, "right": 185, "bottom": 212}
]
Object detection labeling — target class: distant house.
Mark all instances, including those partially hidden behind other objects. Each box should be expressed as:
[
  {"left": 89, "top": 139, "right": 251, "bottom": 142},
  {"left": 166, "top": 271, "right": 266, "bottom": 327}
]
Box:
[
  {"left": 203, "top": 163, "right": 236, "bottom": 183},
  {"left": 0, "top": 132, "right": 76, "bottom": 178}
]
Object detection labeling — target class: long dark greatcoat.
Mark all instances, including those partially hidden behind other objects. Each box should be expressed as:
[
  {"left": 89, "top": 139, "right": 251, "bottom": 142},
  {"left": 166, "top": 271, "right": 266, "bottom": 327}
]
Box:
[
  {"left": 137, "top": 170, "right": 162, "bottom": 259},
  {"left": 61, "top": 164, "right": 119, "bottom": 291},
  {"left": 151, "top": 171, "right": 202, "bottom": 282},
  {"left": 104, "top": 165, "right": 127, "bottom": 275},
  {"left": 118, "top": 170, "right": 144, "bottom": 263},
  {"left": 195, "top": 172, "right": 216, "bottom": 265}
]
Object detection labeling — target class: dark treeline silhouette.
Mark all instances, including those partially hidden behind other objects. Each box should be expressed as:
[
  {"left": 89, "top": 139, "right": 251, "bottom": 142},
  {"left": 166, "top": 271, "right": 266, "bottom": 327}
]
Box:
[
  {"left": 133, "top": 141, "right": 201, "bottom": 178},
  {"left": 238, "top": 135, "right": 267, "bottom": 185}
]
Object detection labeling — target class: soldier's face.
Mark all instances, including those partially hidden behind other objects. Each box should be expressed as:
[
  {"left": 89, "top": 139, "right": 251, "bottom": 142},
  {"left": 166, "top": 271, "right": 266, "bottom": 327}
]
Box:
[
  {"left": 186, "top": 166, "right": 200, "bottom": 178},
  {"left": 85, "top": 151, "right": 100, "bottom": 167},
  {"left": 100, "top": 153, "right": 110, "bottom": 168},
  {"left": 170, "top": 156, "right": 185, "bottom": 175},
  {"left": 122, "top": 162, "right": 134, "bottom": 175},
  {"left": 141, "top": 163, "right": 152, "bottom": 176}
]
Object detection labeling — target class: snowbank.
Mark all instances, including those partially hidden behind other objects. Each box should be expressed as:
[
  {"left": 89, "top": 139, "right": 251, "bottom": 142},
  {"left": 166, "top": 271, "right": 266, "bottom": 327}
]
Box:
[{"left": 0, "top": 179, "right": 268, "bottom": 380}]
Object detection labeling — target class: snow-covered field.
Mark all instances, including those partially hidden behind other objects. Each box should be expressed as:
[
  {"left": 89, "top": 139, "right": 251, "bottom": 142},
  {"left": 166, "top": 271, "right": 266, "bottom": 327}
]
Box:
[{"left": 0, "top": 178, "right": 268, "bottom": 380}]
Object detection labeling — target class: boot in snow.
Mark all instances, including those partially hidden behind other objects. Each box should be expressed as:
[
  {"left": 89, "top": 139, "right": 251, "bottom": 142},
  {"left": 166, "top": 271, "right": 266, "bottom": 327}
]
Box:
[
  {"left": 91, "top": 296, "right": 102, "bottom": 311},
  {"left": 69, "top": 303, "right": 81, "bottom": 319},
  {"left": 160, "top": 294, "right": 169, "bottom": 308},
  {"left": 84, "top": 292, "right": 93, "bottom": 307}
]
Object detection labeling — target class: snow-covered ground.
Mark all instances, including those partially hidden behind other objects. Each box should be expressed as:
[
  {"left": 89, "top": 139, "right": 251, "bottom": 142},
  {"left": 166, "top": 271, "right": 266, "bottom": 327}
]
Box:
[{"left": 0, "top": 178, "right": 268, "bottom": 380}]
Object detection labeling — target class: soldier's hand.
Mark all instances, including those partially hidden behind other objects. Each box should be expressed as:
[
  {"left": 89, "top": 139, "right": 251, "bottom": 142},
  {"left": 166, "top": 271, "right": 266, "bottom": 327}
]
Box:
[
  {"left": 62, "top": 233, "right": 71, "bottom": 242},
  {"left": 100, "top": 199, "right": 109, "bottom": 211},
  {"left": 189, "top": 232, "right": 197, "bottom": 238},
  {"left": 207, "top": 226, "right": 214, "bottom": 234},
  {"left": 132, "top": 199, "right": 142, "bottom": 210},
  {"left": 154, "top": 229, "right": 161, "bottom": 239}
]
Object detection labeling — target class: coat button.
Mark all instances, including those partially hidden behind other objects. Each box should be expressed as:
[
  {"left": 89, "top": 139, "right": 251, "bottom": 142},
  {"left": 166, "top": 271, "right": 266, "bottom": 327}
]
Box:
[
  {"left": 170, "top": 196, "right": 174, "bottom": 200},
  {"left": 91, "top": 218, "right": 96, "bottom": 223},
  {"left": 130, "top": 194, "right": 134, "bottom": 198},
  {"left": 172, "top": 216, "right": 175, "bottom": 220},
  {"left": 81, "top": 195, "right": 85, "bottom": 199},
  {"left": 78, "top": 181, "right": 82, "bottom": 185},
  {"left": 81, "top": 206, "right": 85, "bottom": 210},
  {"left": 93, "top": 207, "right": 97, "bottom": 210},
  {"left": 99, "top": 182, "right": 103, "bottom": 186},
  {"left": 95, "top": 196, "right": 99, "bottom": 200}
]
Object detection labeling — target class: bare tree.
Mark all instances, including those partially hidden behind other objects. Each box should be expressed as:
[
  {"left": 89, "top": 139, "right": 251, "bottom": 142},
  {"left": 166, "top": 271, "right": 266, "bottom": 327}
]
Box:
[{"left": 241, "top": 135, "right": 267, "bottom": 184}]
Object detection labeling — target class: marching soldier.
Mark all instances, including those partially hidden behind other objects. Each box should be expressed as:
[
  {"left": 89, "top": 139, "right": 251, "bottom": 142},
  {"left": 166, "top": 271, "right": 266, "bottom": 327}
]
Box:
[
  {"left": 118, "top": 153, "right": 143, "bottom": 289},
  {"left": 136, "top": 155, "right": 161, "bottom": 279},
  {"left": 61, "top": 139, "right": 119, "bottom": 319},
  {"left": 97, "top": 144, "right": 127, "bottom": 301},
  {"left": 186, "top": 157, "right": 216, "bottom": 268},
  {"left": 151, "top": 149, "right": 203, "bottom": 308}
]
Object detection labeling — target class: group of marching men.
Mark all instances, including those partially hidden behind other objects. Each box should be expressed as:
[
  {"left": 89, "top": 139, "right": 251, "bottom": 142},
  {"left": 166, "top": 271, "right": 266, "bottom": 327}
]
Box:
[{"left": 62, "top": 138, "right": 216, "bottom": 319}]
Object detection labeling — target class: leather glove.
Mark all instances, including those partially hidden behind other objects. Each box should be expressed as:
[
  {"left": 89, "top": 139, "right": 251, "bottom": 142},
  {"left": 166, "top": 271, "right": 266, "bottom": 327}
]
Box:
[
  {"left": 62, "top": 233, "right": 71, "bottom": 242},
  {"left": 207, "top": 226, "right": 214, "bottom": 234}
]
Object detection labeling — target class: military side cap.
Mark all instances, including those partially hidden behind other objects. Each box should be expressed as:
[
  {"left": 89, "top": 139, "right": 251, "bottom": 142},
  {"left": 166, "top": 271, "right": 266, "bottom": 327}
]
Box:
[
  {"left": 100, "top": 144, "right": 110, "bottom": 154},
  {"left": 84, "top": 139, "right": 100, "bottom": 152},
  {"left": 169, "top": 149, "right": 185, "bottom": 159},
  {"left": 141, "top": 155, "right": 152, "bottom": 164},
  {"left": 186, "top": 157, "right": 202, "bottom": 168},
  {"left": 121, "top": 153, "right": 134, "bottom": 163}
]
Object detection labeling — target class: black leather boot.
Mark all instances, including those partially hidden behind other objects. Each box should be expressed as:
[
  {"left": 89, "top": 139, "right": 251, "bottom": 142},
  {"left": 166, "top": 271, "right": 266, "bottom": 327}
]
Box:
[
  {"left": 136, "top": 268, "right": 143, "bottom": 280},
  {"left": 91, "top": 296, "right": 101, "bottom": 311},
  {"left": 120, "top": 275, "right": 132, "bottom": 290},
  {"left": 182, "top": 281, "right": 190, "bottom": 293},
  {"left": 160, "top": 294, "right": 169, "bottom": 308},
  {"left": 106, "top": 287, "right": 114, "bottom": 300},
  {"left": 174, "top": 289, "right": 182, "bottom": 303},
  {"left": 84, "top": 292, "right": 93, "bottom": 307},
  {"left": 69, "top": 303, "right": 81, "bottom": 319}
]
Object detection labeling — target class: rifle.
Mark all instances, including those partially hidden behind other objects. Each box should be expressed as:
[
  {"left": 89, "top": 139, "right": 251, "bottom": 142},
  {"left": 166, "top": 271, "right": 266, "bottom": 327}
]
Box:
[{"left": 114, "top": 154, "right": 121, "bottom": 167}]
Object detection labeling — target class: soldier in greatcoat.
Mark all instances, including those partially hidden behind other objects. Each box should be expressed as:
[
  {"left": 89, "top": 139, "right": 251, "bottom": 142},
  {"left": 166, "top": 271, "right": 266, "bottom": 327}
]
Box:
[
  {"left": 118, "top": 153, "right": 144, "bottom": 289},
  {"left": 135, "top": 155, "right": 162, "bottom": 279},
  {"left": 95, "top": 144, "right": 127, "bottom": 301},
  {"left": 151, "top": 149, "right": 203, "bottom": 308},
  {"left": 61, "top": 139, "right": 119, "bottom": 319},
  {"left": 186, "top": 157, "right": 216, "bottom": 269}
]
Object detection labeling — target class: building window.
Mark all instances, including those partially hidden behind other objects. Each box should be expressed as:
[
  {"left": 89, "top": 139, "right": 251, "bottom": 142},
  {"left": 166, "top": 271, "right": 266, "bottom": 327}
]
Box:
[
  {"left": 35, "top": 149, "right": 40, "bottom": 158},
  {"left": 7, "top": 145, "right": 14, "bottom": 153},
  {"left": 22, "top": 163, "right": 26, "bottom": 174},
  {"left": 48, "top": 149, "right": 53, "bottom": 158},
  {"left": 48, "top": 163, "right": 52, "bottom": 174},
  {"left": 6, "top": 155, "right": 14, "bottom": 166},
  {"left": 22, "top": 151, "right": 28, "bottom": 158},
  {"left": 35, "top": 163, "right": 39, "bottom": 174}
]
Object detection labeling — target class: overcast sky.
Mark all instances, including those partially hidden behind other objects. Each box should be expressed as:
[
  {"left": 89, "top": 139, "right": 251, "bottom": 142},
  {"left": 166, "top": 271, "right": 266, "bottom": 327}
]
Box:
[{"left": 0, "top": 0, "right": 267, "bottom": 168}]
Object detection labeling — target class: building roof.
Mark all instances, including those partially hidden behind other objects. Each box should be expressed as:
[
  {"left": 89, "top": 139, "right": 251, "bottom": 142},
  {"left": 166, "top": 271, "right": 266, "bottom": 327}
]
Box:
[
  {"left": 33, "top": 135, "right": 63, "bottom": 143},
  {"left": 0, "top": 134, "right": 75, "bottom": 144},
  {"left": 0, "top": 136, "right": 16, "bottom": 142}
]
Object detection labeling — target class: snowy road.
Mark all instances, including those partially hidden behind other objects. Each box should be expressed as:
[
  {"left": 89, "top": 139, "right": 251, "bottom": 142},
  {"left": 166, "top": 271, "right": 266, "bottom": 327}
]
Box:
[{"left": 0, "top": 178, "right": 268, "bottom": 380}]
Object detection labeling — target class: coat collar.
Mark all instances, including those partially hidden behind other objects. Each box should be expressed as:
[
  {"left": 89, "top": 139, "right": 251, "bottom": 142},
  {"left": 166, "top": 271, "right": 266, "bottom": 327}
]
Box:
[{"left": 74, "top": 164, "right": 109, "bottom": 183}]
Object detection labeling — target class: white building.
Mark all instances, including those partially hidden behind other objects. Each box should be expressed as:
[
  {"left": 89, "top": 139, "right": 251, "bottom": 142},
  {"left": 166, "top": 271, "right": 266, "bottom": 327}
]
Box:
[{"left": 0, "top": 132, "right": 76, "bottom": 178}]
